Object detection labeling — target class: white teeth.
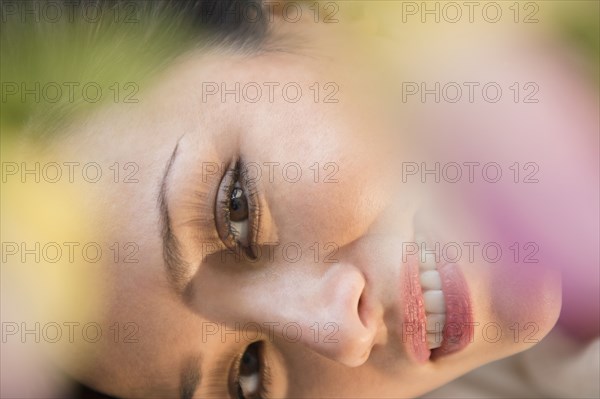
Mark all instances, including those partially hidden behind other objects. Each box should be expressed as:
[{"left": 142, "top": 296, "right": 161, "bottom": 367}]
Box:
[
  {"left": 427, "top": 332, "right": 443, "bottom": 349},
  {"left": 426, "top": 313, "right": 446, "bottom": 332},
  {"left": 423, "top": 290, "right": 445, "bottom": 313},
  {"left": 416, "top": 241, "right": 447, "bottom": 351},
  {"left": 420, "top": 270, "right": 442, "bottom": 290}
]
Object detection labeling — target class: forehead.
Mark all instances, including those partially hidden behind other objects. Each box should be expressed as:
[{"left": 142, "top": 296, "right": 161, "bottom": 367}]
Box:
[{"left": 153, "top": 45, "right": 393, "bottom": 118}]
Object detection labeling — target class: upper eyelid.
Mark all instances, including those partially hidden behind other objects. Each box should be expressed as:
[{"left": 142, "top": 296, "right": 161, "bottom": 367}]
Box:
[{"left": 165, "top": 156, "right": 231, "bottom": 275}]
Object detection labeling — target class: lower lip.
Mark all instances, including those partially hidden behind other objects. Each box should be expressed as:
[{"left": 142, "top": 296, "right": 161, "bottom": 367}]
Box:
[
  {"left": 402, "top": 261, "right": 473, "bottom": 363},
  {"left": 431, "top": 262, "right": 474, "bottom": 360}
]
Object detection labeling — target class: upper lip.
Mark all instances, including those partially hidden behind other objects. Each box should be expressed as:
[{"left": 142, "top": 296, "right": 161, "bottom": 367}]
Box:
[{"left": 397, "top": 255, "right": 430, "bottom": 363}]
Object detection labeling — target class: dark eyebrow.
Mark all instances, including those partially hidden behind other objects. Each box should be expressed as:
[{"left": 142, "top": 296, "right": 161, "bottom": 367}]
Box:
[
  {"left": 160, "top": 147, "right": 239, "bottom": 398},
  {"left": 158, "top": 140, "right": 190, "bottom": 293},
  {"left": 180, "top": 355, "right": 202, "bottom": 399}
]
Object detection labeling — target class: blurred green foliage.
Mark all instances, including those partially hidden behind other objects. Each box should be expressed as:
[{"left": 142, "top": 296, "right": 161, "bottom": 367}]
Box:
[
  {"left": 0, "top": 1, "right": 200, "bottom": 138},
  {"left": 550, "top": 0, "right": 600, "bottom": 83},
  {"left": 1, "top": 1, "right": 598, "bottom": 140}
]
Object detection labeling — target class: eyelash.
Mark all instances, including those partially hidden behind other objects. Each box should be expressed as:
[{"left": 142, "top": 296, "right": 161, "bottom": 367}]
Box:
[
  {"left": 216, "top": 159, "right": 261, "bottom": 259},
  {"left": 215, "top": 163, "right": 271, "bottom": 398}
]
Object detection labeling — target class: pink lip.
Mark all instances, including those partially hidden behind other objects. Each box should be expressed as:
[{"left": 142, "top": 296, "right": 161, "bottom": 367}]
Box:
[
  {"left": 400, "top": 260, "right": 473, "bottom": 363},
  {"left": 401, "top": 258, "right": 430, "bottom": 363},
  {"left": 432, "top": 262, "right": 474, "bottom": 359}
]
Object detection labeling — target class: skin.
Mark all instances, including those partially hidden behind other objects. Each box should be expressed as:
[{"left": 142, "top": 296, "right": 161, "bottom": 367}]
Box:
[
  {"left": 39, "top": 24, "right": 562, "bottom": 399},
  {"left": 10, "top": 10, "right": 584, "bottom": 399}
]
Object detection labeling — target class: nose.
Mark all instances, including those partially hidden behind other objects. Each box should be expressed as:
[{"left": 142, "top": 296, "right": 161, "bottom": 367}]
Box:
[{"left": 253, "top": 263, "right": 379, "bottom": 367}]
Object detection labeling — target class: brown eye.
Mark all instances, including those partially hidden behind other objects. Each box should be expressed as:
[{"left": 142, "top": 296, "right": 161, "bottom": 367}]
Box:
[
  {"left": 237, "top": 342, "right": 263, "bottom": 399},
  {"left": 230, "top": 185, "right": 249, "bottom": 222},
  {"left": 239, "top": 342, "right": 260, "bottom": 376},
  {"left": 215, "top": 159, "right": 259, "bottom": 256}
]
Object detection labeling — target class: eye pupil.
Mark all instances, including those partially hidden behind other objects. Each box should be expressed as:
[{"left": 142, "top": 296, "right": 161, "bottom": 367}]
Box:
[
  {"left": 230, "top": 187, "right": 248, "bottom": 222},
  {"left": 239, "top": 342, "right": 260, "bottom": 375},
  {"left": 236, "top": 342, "right": 263, "bottom": 399},
  {"left": 242, "top": 351, "right": 253, "bottom": 366}
]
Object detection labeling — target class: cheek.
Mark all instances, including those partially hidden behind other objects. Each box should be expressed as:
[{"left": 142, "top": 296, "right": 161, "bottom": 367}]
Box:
[
  {"left": 462, "top": 259, "right": 561, "bottom": 361},
  {"left": 262, "top": 170, "right": 388, "bottom": 246},
  {"left": 489, "top": 263, "right": 562, "bottom": 348}
]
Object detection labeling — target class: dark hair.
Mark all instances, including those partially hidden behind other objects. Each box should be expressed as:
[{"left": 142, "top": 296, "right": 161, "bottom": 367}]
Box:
[
  {"left": 174, "top": 0, "right": 270, "bottom": 48},
  {"left": 74, "top": 382, "right": 119, "bottom": 399}
]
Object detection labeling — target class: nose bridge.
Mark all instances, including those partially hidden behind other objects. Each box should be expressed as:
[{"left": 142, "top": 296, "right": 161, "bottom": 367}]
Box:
[{"left": 264, "top": 262, "right": 379, "bottom": 367}]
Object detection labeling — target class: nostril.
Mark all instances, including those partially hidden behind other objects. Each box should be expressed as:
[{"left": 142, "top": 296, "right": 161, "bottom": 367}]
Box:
[
  {"left": 358, "top": 294, "right": 365, "bottom": 324},
  {"left": 354, "top": 272, "right": 378, "bottom": 333},
  {"left": 309, "top": 265, "right": 380, "bottom": 367},
  {"left": 356, "top": 280, "right": 384, "bottom": 348},
  {"left": 325, "top": 263, "right": 376, "bottom": 334},
  {"left": 357, "top": 287, "right": 372, "bottom": 330}
]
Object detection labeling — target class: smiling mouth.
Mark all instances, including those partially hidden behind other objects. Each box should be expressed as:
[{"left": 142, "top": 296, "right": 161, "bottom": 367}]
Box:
[{"left": 402, "top": 241, "right": 474, "bottom": 363}]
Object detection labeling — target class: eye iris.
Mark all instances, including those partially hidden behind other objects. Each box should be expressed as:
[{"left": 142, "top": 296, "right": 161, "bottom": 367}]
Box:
[
  {"left": 241, "top": 350, "right": 257, "bottom": 373},
  {"left": 237, "top": 342, "right": 262, "bottom": 398},
  {"left": 239, "top": 343, "right": 260, "bottom": 375},
  {"left": 230, "top": 187, "right": 248, "bottom": 222}
]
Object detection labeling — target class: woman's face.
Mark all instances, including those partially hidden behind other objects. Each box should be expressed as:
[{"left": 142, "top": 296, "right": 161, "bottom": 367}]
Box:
[{"left": 51, "top": 44, "right": 561, "bottom": 398}]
